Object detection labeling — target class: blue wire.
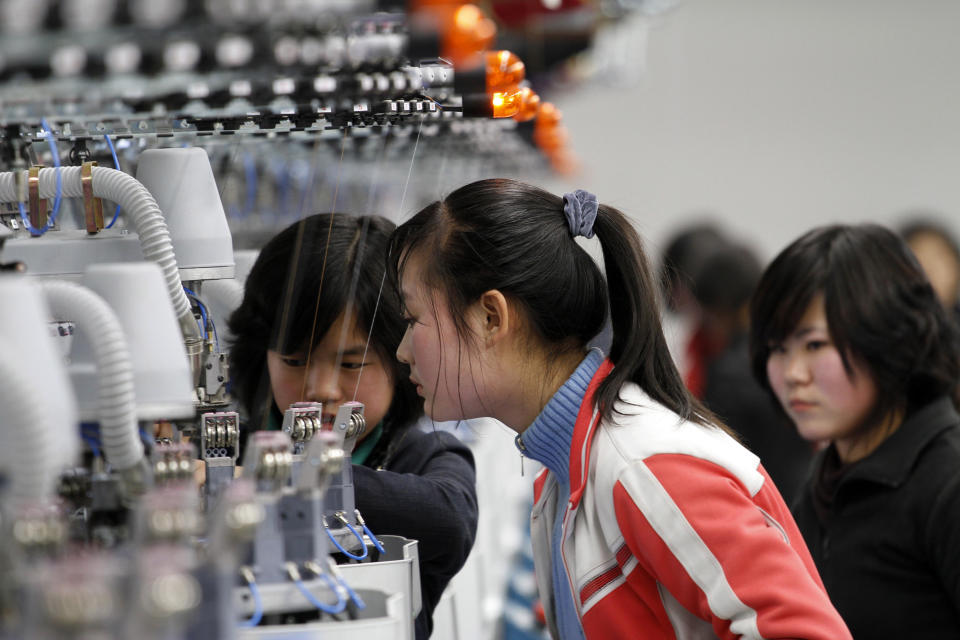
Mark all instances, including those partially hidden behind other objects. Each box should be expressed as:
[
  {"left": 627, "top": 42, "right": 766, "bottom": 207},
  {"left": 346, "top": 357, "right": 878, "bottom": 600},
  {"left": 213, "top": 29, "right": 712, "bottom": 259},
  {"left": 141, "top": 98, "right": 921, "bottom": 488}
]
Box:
[
  {"left": 361, "top": 521, "right": 386, "bottom": 554},
  {"left": 336, "top": 573, "right": 366, "bottom": 610},
  {"left": 81, "top": 435, "right": 101, "bottom": 459},
  {"left": 81, "top": 422, "right": 100, "bottom": 436},
  {"left": 17, "top": 120, "right": 63, "bottom": 236},
  {"left": 184, "top": 288, "right": 218, "bottom": 348},
  {"left": 293, "top": 576, "right": 347, "bottom": 615},
  {"left": 238, "top": 580, "right": 263, "bottom": 628},
  {"left": 40, "top": 119, "right": 62, "bottom": 223},
  {"left": 208, "top": 314, "right": 220, "bottom": 351},
  {"left": 103, "top": 135, "right": 123, "bottom": 228},
  {"left": 325, "top": 522, "right": 369, "bottom": 560},
  {"left": 192, "top": 306, "right": 207, "bottom": 341},
  {"left": 182, "top": 287, "right": 209, "bottom": 341}
]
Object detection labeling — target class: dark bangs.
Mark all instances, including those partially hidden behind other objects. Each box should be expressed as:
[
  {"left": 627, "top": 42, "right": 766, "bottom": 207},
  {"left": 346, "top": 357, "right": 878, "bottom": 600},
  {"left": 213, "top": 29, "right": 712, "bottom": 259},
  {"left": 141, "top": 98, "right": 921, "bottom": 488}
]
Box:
[
  {"left": 229, "top": 214, "right": 421, "bottom": 430},
  {"left": 269, "top": 223, "right": 365, "bottom": 358},
  {"left": 750, "top": 230, "right": 833, "bottom": 392}
]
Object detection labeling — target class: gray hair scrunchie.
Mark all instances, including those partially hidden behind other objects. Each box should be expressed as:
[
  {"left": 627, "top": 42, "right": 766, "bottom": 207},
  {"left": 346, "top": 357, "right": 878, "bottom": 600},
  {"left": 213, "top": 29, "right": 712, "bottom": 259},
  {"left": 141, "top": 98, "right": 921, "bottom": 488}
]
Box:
[{"left": 562, "top": 189, "right": 599, "bottom": 239}]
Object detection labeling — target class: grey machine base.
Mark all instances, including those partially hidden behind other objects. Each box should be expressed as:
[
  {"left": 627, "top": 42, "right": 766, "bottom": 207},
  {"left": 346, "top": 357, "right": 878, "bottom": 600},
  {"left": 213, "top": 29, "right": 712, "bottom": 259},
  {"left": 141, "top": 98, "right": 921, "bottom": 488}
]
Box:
[{"left": 236, "top": 535, "right": 420, "bottom": 640}]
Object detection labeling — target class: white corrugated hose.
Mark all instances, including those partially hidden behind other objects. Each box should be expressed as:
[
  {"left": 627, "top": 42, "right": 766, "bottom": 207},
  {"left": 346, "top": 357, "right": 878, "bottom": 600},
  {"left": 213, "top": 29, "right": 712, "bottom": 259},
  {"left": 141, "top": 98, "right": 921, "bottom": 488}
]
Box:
[
  {"left": 0, "top": 341, "right": 65, "bottom": 502},
  {"left": 40, "top": 280, "right": 144, "bottom": 471},
  {"left": 0, "top": 166, "right": 201, "bottom": 340}
]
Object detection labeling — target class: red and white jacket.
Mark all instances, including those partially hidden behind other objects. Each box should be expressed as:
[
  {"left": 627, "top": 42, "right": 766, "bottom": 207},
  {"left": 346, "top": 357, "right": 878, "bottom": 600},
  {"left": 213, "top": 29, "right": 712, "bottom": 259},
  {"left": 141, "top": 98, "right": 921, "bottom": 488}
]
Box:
[{"left": 530, "top": 361, "right": 851, "bottom": 639}]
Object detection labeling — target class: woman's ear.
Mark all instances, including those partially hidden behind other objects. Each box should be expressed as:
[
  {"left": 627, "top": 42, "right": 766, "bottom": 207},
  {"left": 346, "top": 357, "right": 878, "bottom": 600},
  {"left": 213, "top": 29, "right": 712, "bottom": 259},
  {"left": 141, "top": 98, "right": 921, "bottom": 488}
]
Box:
[{"left": 477, "top": 290, "right": 511, "bottom": 345}]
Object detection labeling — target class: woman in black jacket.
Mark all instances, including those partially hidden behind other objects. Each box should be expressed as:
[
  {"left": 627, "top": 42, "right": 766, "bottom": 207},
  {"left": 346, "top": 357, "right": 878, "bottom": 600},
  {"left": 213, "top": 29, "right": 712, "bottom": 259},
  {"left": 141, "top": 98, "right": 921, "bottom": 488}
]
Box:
[
  {"left": 749, "top": 224, "right": 960, "bottom": 638},
  {"left": 229, "top": 213, "right": 478, "bottom": 639}
]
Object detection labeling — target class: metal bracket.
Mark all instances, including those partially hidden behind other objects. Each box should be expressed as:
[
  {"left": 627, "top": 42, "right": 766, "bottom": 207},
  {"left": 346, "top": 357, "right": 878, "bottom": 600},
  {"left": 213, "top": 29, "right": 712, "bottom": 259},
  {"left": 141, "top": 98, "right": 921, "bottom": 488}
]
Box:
[
  {"left": 81, "top": 161, "right": 105, "bottom": 234},
  {"left": 27, "top": 165, "right": 46, "bottom": 232}
]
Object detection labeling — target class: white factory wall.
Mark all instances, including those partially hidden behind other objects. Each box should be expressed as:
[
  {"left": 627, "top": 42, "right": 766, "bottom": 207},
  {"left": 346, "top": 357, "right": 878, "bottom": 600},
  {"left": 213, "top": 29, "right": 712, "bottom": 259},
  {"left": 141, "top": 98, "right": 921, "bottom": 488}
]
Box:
[{"left": 546, "top": 0, "right": 960, "bottom": 261}]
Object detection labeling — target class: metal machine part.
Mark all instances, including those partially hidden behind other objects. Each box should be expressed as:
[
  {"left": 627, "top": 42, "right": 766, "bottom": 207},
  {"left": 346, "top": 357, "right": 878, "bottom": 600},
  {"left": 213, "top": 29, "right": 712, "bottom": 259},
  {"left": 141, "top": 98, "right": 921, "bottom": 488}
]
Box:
[
  {"left": 293, "top": 431, "right": 344, "bottom": 496},
  {"left": 189, "top": 479, "right": 264, "bottom": 640},
  {"left": 9, "top": 500, "right": 67, "bottom": 557},
  {"left": 323, "top": 402, "right": 365, "bottom": 534},
  {"left": 197, "top": 350, "right": 231, "bottom": 407},
  {"left": 240, "top": 431, "right": 295, "bottom": 586},
  {"left": 336, "top": 535, "right": 423, "bottom": 639},
  {"left": 281, "top": 432, "right": 344, "bottom": 565},
  {"left": 151, "top": 440, "right": 196, "bottom": 486},
  {"left": 281, "top": 402, "right": 322, "bottom": 454},
  {"left": 124, "top": 544, "right": 202, "bottom": 640},
  {"left": 201, "top": 411, "right": 240, "bottom": 457},
  {"left": 135, "top": 148, "right": 235, "bottom": 282},
  {"left": 20, "top": 551, "right": 127, "bottom": 639},
  {"left": 331, "top": 401, "right": 367, "bottom": 453},
  {"left": 201, "top": 410, "right": 241, "bottom": 510},
  {"left": 241, "top": 431, "right": 295, "bottom": 493},
  {"left": 133, "top": 484, "right": 202, "bottom": 546},
  {"left": 234, "top": 586, "right": 407, "bottom": 636},
  {"left": 206, "top": 478, "right": 265, "bottom": 556}
]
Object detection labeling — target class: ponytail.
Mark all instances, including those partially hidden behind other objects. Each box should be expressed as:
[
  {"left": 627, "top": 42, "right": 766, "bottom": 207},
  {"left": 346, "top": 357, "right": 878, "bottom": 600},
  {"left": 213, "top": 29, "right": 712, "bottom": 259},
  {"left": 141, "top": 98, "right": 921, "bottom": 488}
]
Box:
[
  {"left": 388, "top": 178, "right": 716, "bottom": 428},
  {"left": 592, "top": 206, "right": 714, "bottom": 425}
]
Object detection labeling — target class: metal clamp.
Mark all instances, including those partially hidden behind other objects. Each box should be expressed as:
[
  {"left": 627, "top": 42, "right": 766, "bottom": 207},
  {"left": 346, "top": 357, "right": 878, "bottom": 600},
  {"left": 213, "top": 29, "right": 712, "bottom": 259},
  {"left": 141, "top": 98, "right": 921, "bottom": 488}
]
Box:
[
  {"left": 258, "top": 449, "right": 292, "bottom": 482},
  {"left": 27, "top": 165, "right": 47, "bottom": 231},
  {"left": 200, "top": 411, "right": 240, "bottom": 461},
  {"left": 346, "top": 412, "right": 366, "bottom": 440},
  {"left": 81, "top": 161, "right": 104, "bottom": 234},
  {"left": 281, "top": 402, "right": 322, "bottom": 452}
]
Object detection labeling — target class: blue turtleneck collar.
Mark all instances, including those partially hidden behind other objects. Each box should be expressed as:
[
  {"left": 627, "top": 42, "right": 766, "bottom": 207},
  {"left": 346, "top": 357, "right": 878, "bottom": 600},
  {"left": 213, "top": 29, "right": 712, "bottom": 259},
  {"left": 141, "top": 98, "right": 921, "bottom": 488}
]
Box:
[{"left": 516, "top": 349, "right": 604, "bottom": 485}]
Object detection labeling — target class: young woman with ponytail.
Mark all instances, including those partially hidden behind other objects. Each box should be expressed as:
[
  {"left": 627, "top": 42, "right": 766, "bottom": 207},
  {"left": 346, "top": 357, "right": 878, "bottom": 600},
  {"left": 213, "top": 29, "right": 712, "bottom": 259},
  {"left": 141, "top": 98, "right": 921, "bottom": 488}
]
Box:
[{"left": 389, "top": 179, "right": 850, "bottom": 640}]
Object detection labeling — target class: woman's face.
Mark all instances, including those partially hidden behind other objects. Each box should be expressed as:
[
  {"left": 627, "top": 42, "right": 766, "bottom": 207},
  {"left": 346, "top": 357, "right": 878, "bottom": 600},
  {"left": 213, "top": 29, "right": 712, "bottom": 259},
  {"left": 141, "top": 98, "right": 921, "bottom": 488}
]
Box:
[
  {"left": 766, "top": 295, "right": 880, "bottom": 460},
  {"left": 266, "top": 311, "right": 394, "bottom": 440},
  {"left": 396, "top": 253, "right": 487, "bottom": 422}
]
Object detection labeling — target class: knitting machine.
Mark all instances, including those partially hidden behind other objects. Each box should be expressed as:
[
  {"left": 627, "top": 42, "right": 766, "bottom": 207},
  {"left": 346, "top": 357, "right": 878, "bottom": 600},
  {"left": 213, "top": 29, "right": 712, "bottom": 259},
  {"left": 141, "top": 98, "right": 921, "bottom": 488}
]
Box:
[{"left": 0, "top": 0, "right": 608, "bottom": 637}]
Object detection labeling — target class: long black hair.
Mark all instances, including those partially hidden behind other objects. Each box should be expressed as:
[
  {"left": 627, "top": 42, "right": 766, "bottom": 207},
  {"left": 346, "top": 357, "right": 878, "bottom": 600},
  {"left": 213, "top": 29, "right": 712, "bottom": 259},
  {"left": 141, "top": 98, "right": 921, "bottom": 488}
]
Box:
[
  {"left": 750, "top": 224, "right": 960, "bottom": 422},
  {"left": 229, "top": 213, "right": 421, "bottom": 462},
  {"left": 388, "top": 178, "right": 714, "bottom": 426}
]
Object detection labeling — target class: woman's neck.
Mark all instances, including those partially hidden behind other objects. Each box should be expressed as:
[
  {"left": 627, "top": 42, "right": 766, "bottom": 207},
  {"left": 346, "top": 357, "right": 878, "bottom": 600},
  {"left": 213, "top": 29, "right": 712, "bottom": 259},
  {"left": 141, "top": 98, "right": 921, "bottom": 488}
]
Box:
[
  {"left": 495, "top": 348, "right": 590, "bottom": 433},
  {"left": 834, "top": 408, "right": 905, "bottom": 464}
]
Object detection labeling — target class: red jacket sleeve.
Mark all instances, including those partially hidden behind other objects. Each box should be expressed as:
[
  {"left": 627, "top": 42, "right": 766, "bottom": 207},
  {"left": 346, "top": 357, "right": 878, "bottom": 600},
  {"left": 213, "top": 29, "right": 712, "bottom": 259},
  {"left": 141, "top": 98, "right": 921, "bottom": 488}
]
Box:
[{"left": 611, "top": 454, "right": 851, "bottom": 640}]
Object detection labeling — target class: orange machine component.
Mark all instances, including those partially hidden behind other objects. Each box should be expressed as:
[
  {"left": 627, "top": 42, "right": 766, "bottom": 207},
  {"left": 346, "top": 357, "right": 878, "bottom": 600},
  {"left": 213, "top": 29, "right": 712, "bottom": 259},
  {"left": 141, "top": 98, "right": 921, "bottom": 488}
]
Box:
[
  {"left": 446, "top": 4, "right": 497, "bottom": 64},
  {"left": 412, "top": 3, "right": 497, "bottom": 66},
  {"left": 549, "top": 148, "right": 579, "bottom": 176},
  {"left": 485, "top": 50, "right": 525, "bottom": 93},
  {"left": 408, "top": 0, "right": 459, "bottom": 7},
  {"left": 533, "top": 102, "right": 566, "bottom": 151},
  {"left": 512, "top": 86, "right": 541, "bottom": 122},
  {"left": 454, "top": 49, "right": 526, "bottom": 96},
  {"left": 536, "top": 101, "right": 562, "bottom": 129},
  {"left": 491, "top": 90, "right": 523, "bottom": 118}
]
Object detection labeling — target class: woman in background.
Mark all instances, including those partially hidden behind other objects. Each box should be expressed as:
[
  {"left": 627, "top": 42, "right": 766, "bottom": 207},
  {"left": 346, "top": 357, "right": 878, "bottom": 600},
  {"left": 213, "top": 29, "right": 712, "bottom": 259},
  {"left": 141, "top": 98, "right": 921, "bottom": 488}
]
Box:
[
  {"left": 900, "top": 218, "right": 960, "bottom": 322},
  {"left": 229, "top": 213, "right": 478, "bottom": 639},
  {"left": 750, "top": 223, "right": 960, "bottom": 638}
]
